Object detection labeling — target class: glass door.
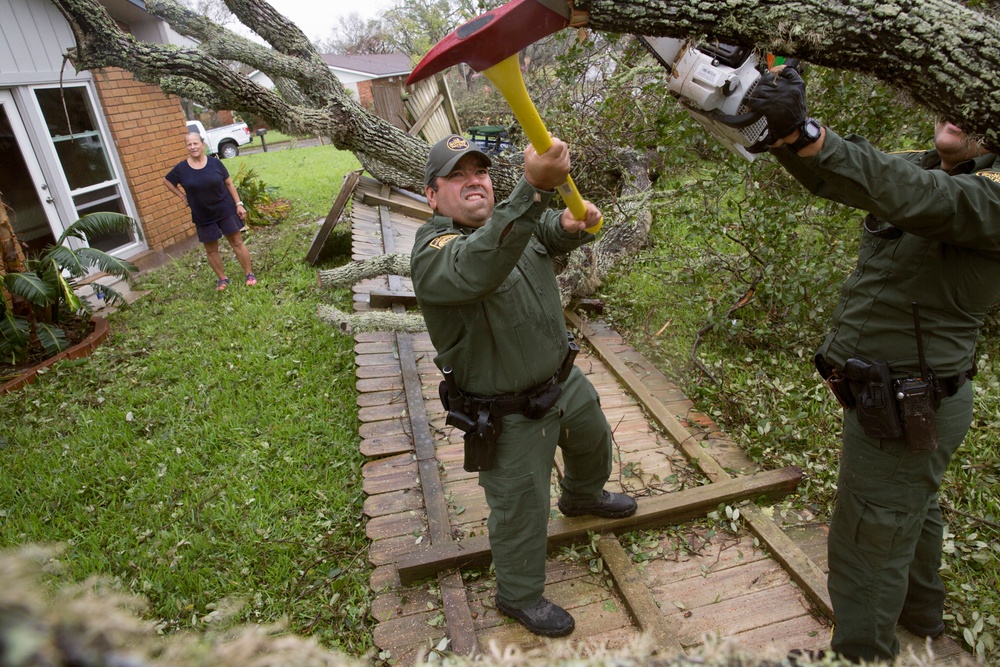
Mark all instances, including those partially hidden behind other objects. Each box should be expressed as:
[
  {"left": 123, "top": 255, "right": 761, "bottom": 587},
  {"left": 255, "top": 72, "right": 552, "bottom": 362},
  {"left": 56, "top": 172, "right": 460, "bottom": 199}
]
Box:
[
  {"left": 33, "top": 84, "right": 137, "bottom": 253},
  {"left": 0, "top": 90, "right": 61, "bottom": 257}
]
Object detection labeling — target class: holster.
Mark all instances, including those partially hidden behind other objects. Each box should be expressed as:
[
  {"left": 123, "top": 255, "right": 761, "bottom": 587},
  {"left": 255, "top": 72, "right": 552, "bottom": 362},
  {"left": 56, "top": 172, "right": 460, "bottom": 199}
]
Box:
[
  {"left": 846, "top": 358, "right": 905, "bottom": 440},
  {"left": 463, "top": 404, "right": 502, "bottom": 472},
  {"left": 524, "top": 383, "right": 561, "bottom": 420},
  {"left": 436, "top": 334, "right": 580, "bottom": 472},
  {"left": 815, "top": 354, "right": 857, "bottom": 409}
]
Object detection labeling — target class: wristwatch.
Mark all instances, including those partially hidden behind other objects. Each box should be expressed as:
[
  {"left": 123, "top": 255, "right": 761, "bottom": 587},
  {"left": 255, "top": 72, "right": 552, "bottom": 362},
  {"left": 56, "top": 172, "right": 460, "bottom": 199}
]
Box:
[{"left": 788, "top": 118, "right": 822, "bottom": 153}]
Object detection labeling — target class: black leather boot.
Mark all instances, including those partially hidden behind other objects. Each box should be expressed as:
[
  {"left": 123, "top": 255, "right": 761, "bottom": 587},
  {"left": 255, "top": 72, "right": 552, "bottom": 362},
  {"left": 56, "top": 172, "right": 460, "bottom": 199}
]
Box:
[
  {"left": 898, "top": 613, "right": 946, "bottom": 639},
  {"left": 495, "top": 596, "right": 575, "bottom": 637},
  {"left": 558, "top": 490, "right": 637, "bottom": 519}
]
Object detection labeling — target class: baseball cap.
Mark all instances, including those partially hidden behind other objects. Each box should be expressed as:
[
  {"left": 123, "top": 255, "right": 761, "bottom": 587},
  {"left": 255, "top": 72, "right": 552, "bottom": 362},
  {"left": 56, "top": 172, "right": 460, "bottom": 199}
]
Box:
[{"left": 425, "top": 135, "right": 492, "bottom": 187}]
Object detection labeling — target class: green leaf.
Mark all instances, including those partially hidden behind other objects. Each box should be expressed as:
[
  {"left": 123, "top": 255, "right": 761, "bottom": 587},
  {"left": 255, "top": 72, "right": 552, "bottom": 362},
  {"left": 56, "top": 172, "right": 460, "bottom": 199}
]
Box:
[
  {"left": 0, "top": 314, "right": 31, "bottom": 362},
  {"left": 2, "top": 272, "right": 56, "bottom": 307},
  {"left": 96, "top": 283, "right": 129, "bottom": 308},
  {"left": 56, "top": 211, "right": 138, "bottom": 245},
  {"left": 45, "top": 245, "right": 86, "bottom": 277},
  {"left": 73, "top": 248, "right": 137, "bottom": 278},
  {"left": 52, "top": 269, "right": 84, "bottom": 314},
  {"left": 35, "top": 322, "right": 68, "bottom": 356}
]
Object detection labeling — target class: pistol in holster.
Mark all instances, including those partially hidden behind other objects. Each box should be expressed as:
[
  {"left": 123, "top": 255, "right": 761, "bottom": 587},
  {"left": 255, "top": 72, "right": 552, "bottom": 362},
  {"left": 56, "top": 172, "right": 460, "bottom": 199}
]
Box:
[
  {"left": 439, "top": 366, "right": 501, "bottom": 472},
  {"left": 843, "top": 358, "right": 904, "bottom": 440}
]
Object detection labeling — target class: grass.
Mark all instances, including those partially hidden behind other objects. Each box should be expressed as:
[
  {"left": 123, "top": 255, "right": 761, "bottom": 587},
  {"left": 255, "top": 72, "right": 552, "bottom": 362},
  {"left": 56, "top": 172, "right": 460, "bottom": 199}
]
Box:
[
  {"left": 0, "top": 148, "right": 373, "bottom": 653},
  {"left": 228, "top": 144, "right": 361, "bottom": 221}
]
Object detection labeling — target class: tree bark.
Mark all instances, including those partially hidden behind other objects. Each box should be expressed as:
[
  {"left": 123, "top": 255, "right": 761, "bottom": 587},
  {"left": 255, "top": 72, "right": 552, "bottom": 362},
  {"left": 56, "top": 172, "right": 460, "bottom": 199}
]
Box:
[
  {"left": 0, "top": 195, "right": 27, "bottom": 276},
  {"left": 0, "top": 194, "right": 28, "bottom": 312}
]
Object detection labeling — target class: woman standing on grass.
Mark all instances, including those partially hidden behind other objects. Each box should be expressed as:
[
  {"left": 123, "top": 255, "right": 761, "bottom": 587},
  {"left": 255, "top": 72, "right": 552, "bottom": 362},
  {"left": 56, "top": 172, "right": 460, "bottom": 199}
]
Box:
[{"left": 163, "top": 132, "right": 256, "bottom": 291}]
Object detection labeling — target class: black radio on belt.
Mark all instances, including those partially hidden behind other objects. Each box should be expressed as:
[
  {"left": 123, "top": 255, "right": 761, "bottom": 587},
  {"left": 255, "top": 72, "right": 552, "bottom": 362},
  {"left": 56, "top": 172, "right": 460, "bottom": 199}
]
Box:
[
  {"left": 896, "top": 377, "right": 937, "bottom": 451},
  {"left": 896, "top": 302, "right": 938, "bottom": 451}
]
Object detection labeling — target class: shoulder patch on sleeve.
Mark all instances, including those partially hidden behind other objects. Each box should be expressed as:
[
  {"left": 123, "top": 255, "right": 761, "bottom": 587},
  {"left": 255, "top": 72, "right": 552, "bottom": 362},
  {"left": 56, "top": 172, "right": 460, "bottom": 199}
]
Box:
[
  {"left": 429, "top": 233, "right": 460, "bottom": 249},
  {"left": 976, "top": 170, "right": 1000, "bottom": 183}
]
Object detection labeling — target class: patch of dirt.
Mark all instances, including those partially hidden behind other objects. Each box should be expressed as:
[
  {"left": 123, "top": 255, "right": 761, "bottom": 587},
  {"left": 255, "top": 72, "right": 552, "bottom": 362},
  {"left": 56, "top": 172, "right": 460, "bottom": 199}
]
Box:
[{"left": 0, "top": 317, "right": 95, "bottom": 382}]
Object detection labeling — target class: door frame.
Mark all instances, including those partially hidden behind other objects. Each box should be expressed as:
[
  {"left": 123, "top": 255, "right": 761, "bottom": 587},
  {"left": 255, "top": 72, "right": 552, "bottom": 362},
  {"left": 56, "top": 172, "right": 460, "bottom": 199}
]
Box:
[
  {"left": 0, "top": 89, "right": 65, "bottom": 249},
  {"left": 26, "top": 81, "right": 146, "bottom": 259}
]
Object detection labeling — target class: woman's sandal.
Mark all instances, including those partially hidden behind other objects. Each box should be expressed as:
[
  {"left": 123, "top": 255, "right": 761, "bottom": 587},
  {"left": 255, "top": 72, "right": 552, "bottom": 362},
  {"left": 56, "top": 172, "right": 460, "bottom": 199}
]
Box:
[{"left": 216, "top": 277, "right": 230, "bottom": 291}]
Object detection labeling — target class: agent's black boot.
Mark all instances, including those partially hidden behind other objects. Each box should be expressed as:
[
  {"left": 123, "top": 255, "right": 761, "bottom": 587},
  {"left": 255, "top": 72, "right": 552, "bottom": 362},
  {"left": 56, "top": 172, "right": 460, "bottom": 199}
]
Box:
[
  {"left": 495, "top": 596, "right": 575, "bottom": 637},
  {"left": 558, "top": 490, "right": 637, "bottom": 519},
  {"left": 898, "top": 612, "right": 946, "bottom": 639}
]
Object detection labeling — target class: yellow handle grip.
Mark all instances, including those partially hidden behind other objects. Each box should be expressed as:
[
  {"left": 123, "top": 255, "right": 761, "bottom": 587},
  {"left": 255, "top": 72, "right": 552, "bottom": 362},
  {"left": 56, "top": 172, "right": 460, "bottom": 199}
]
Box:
[{"left": 481, "top": 55, "right": 602, "bottom": 234}]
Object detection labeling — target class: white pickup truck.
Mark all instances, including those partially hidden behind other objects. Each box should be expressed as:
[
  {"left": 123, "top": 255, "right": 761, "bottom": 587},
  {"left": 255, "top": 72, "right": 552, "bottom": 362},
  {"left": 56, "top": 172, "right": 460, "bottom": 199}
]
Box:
[{"left": 186, "top": 119, "right": 253, "bottom": 159}]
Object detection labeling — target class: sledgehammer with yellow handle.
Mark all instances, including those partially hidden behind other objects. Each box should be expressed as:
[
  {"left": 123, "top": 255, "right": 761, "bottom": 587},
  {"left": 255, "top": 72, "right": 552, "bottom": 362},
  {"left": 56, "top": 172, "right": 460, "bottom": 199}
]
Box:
[{"left": 406, "top": 0, "right": 601, "bottom": 233}]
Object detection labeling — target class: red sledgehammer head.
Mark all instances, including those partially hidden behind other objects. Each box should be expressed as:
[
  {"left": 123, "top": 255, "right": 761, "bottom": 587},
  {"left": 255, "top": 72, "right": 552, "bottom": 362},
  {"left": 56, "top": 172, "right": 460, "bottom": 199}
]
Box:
[{"left": 406, "top": 0, "right": 570, "bottom": 85}]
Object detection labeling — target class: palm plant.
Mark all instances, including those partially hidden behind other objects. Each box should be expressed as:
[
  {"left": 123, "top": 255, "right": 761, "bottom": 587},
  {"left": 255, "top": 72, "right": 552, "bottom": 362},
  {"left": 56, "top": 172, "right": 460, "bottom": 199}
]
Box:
[{"left": 1, "top": 212, "right": 139, "bottom": 363}]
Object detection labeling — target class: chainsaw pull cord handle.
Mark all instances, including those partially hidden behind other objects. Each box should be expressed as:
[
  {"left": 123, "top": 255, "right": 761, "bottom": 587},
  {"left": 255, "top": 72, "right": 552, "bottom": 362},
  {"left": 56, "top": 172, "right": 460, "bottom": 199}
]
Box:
[{"left": 481, "top": 55, "right": 602, "bottom": 234}]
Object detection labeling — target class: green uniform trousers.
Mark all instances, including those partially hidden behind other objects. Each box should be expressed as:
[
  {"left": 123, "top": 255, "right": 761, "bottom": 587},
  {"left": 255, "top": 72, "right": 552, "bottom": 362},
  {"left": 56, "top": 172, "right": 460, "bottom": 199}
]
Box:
[
  {"left": 478, "top": 365, "right": 613, "bottom": 608},
  {"left": 829, "top": 381, "right": 973, "bottom": 661}
]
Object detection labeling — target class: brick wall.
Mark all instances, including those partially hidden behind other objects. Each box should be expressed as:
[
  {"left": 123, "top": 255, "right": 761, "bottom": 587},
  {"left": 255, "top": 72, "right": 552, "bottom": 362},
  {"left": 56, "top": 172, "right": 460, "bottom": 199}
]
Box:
[
  {"left": 91, "top": 68, "right": 194, "bottom": 253},
  {"left": 357, "top": 80, "right": 374, "bottom": 109}
]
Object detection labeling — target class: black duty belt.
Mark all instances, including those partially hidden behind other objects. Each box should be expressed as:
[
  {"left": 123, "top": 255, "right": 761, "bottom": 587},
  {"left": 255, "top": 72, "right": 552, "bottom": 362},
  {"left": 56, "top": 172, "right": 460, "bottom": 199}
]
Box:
[
  {"left": 465, "top": 373, "right": 560, "bottom": 418},
  {"left": 936, "top": 371, "right": 973, "bottom": 397}
]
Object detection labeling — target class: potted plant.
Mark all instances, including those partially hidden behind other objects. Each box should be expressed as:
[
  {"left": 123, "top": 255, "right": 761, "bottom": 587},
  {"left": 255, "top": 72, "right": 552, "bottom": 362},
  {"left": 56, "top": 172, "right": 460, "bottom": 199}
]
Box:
[{"left": 1, "top": 212, "right": 139, "bottom": 366}]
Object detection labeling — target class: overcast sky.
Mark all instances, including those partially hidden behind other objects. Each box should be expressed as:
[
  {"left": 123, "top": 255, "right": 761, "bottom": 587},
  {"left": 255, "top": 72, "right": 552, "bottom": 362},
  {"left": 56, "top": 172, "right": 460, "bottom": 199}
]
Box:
[{"left": 255, "top": 0, "right": 390, "bottom": 44}]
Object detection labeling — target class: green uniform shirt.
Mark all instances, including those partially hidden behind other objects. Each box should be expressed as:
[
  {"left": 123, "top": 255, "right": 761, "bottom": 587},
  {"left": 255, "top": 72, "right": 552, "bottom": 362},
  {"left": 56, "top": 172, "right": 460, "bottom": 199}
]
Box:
[
  {"left": 774, "top": 129, "right": 1000, "bottom": 376},
  {"left": 411, "top": 177, "right": 594, "bottom": 396}
]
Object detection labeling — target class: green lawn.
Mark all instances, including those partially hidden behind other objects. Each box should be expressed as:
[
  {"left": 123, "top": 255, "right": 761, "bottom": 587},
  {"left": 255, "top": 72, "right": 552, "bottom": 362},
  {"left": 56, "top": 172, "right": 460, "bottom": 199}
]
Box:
[{"left": 0, "top": 145, "right": 371, "bottom": 653}]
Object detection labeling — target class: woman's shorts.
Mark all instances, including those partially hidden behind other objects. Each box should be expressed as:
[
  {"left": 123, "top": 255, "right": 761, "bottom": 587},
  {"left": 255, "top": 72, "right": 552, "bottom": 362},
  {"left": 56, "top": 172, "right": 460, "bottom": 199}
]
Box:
[{"left": 197, "top": 213, "right": 245, "bottom": 243}]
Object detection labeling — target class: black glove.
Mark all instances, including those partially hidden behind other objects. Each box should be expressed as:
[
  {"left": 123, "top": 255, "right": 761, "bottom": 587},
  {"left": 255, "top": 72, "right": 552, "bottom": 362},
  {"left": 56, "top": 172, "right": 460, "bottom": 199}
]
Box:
[{"left": 745, "top": 66, "right": 808, "bottom": 143}]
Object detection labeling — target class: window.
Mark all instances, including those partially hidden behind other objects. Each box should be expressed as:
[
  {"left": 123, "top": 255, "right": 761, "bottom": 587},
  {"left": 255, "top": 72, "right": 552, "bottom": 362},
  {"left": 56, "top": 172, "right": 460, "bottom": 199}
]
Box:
[{"left": 34, "top": 85, "right": 136, "bottom": 252}]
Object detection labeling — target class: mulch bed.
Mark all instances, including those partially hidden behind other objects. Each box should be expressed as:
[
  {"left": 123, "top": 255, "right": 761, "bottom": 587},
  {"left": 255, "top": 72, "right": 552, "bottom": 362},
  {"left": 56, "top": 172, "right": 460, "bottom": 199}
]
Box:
[{"left": 0, "top": 317, "right": 96, "bottom": 383}]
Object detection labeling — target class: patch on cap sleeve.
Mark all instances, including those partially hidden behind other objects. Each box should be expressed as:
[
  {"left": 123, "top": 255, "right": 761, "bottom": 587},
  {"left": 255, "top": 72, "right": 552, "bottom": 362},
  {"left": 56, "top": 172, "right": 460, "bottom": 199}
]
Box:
[{"left": 429, "top": 233, "right": 460, "bottom": 249}]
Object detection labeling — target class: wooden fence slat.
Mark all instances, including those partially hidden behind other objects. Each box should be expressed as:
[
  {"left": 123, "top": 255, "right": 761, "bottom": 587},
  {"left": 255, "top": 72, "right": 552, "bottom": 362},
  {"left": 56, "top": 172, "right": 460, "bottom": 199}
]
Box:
[
  {"left": 361, "top": 192, "right": 431, "bottom": 220},
  {"left": 305, "top": 170, "right": 361, "bottom": 265},
  {"left": 363, "top": 488, "right": 424, "bottom": 518},
  {"left": 741, "top": 505, "right": 834, "bottom": 620}
]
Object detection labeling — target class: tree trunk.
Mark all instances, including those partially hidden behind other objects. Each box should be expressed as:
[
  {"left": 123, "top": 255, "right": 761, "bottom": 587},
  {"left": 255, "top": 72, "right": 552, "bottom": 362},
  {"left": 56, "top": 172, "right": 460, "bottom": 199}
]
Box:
[
  {"left": 0, "top": 193, "right": 28, "bottom": 313},
  {"left": 0, "top": 195, "right": 27, "bottom": 277}
]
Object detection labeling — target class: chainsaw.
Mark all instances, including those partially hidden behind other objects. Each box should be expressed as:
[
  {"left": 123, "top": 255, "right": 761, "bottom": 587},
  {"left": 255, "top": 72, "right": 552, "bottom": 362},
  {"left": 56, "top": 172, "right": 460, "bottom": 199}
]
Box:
[{"left": 640, "top": 37, "right": 778, "bottom": 161}]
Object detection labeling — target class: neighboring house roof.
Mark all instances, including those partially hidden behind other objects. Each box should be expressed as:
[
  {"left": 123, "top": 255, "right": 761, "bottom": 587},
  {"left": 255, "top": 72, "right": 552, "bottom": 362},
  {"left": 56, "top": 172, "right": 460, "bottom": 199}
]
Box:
[{"left": 320, "top": 53, "right": 412, "bottom": 78}]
